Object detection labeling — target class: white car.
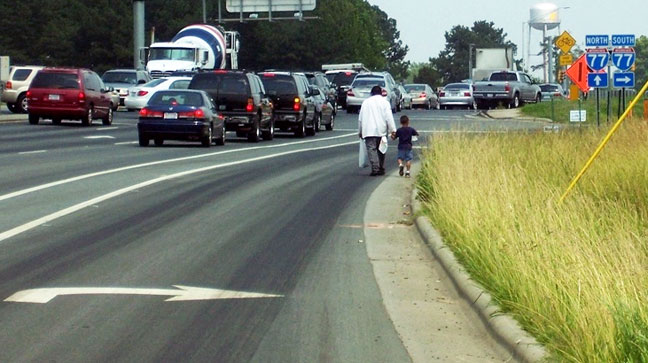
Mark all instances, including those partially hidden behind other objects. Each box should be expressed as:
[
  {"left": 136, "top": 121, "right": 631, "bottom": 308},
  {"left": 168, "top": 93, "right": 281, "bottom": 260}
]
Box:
[{"left": 124, "top": 77, "right": 192, "bottom": 110}]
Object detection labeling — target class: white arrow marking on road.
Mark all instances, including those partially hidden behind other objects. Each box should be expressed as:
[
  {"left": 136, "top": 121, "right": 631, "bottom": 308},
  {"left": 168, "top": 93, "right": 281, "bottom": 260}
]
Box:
[
  {"left": 84, "top": 135, "right": 116, "bottom": 139},
  {"left": 593, "top": 75, "right": 602, "bottom": 86},
  {"left": 618, "top": 76, "right": 632, "bottom": 84},
  {"left": 4, "top": 285, "right": 282, "bottom": 304}
]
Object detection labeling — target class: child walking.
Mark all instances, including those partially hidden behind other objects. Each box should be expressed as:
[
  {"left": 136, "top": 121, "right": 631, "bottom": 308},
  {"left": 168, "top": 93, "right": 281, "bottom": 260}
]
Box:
[{"left": 392, "top": 115, "right": 418, "bottom": 178}]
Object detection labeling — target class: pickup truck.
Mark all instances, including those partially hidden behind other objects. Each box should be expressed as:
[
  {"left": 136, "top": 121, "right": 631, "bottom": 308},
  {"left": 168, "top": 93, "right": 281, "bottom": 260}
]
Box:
[{"left": 473, "top": 71, "right": 541, "bottom": 109}]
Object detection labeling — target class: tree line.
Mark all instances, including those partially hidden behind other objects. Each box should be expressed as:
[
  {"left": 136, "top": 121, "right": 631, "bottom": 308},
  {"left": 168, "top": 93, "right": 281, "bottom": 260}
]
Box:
[{"left": 0, "top": 0, "right": 409, "bottom": 79}]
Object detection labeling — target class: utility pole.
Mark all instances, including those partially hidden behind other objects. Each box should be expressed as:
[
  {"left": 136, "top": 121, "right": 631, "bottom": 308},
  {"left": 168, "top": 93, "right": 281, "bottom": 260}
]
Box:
[
  {"left": 468, "top": 44, "right": 475, "bottom": 81},
  {"left": 133, "top": 0, "right": 145, "bottom": 70}
]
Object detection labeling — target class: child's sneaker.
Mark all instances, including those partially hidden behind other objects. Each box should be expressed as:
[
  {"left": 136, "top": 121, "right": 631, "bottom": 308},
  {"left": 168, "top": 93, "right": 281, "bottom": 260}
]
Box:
[
  {"left": 405, "top": 171, "right": 411, "bottom": 178},
  {"left": 399, "top": 165, "right": 404, "bottom": 176}
]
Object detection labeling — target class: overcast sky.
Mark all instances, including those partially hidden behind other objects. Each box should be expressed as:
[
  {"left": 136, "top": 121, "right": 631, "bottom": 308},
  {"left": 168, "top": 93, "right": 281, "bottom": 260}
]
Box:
[{"left": 366, "top": 0, "right": 645, "bottom": 67}]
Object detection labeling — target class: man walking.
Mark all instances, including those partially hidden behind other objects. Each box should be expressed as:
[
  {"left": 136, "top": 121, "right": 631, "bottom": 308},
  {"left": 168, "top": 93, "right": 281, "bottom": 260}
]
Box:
[{"left": 358, "top": 85, "right": 397, "bottom": 176}]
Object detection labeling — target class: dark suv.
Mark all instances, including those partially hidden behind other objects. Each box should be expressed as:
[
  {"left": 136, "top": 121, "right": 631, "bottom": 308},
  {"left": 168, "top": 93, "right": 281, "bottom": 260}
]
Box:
[
  {"left": 324, "top": 70, "right": 358, "bottom": 109},
  {"left": 258, "top": 72, "right": 317, "bottom": 137},
  {"left": 27, "top": 68, "right": 113, "bottom": 126},
  {"left": 189, "top": 70, "right": 273, "bottom": 142}
]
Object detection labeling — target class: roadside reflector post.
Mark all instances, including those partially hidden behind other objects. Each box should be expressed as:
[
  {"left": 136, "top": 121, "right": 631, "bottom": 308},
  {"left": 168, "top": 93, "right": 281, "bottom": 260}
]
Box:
[
  {"left": 559, "top": 79, "right": 648, "bottom": 204},
  {"left": 643, "top": 99, "right": 648, "bottom": 120}
]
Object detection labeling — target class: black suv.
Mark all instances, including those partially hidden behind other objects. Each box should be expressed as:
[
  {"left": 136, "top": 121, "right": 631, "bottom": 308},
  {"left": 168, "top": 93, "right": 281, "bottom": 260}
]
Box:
[
  {"left": 325, "top": 70, "right": 358, "bottom": 110},
  {"left": 189, "top": 70, "right": 274, "bottom": 142},
  {"left": 258, "top": 72, "right": 317, "bottom": 137}
]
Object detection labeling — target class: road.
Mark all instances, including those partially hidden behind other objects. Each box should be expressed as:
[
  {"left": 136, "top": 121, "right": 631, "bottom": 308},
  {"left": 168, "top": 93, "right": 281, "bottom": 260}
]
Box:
[{"left": 0, "top": 108, "right": 545, "bottom": 361}]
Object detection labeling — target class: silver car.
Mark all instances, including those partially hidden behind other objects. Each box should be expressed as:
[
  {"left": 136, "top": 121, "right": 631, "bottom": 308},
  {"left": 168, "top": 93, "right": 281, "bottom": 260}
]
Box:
[
  {"left": 1, "top": 65, "right": 44, "bottom": 113},
  {"left": 398, "top": 85, "right": 412, "bottom": 110},
  {"left": 439, "top": 83, "right": 476, "bottom": 109},
  {"left": 539, "top": 83, "right": 565, "bottom": 101},
  {"left": 346, "top": 72, "right": 399, "bottom": 113},
  {"left": 404, "top": 83, "right": 439, "bottom": 110}
]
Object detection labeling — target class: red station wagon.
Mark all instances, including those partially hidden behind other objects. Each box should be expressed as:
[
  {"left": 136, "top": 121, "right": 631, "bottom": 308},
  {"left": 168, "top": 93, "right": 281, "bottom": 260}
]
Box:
[{"left": 27, "top": 68, "right": 113, "bottom": 126}]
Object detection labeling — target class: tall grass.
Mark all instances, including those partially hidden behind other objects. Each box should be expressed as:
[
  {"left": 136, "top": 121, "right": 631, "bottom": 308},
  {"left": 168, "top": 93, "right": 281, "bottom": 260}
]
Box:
[{"left": 417, "top": 121, "right": 648, "bottom": 361}]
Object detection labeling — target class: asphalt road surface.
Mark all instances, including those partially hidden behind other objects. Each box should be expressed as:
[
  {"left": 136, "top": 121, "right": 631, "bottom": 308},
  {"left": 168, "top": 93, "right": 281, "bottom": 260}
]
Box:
[{"left": 0, "top": 108, "right": 545, "bottom": 361}]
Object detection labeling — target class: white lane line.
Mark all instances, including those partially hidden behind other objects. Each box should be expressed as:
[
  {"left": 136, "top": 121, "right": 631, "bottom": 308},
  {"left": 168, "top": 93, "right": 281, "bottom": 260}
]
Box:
[
  {"left": 114, "top": 141, "right": 138, "bottom": 145},
  {"left": 84, "top": 136, "right": 116, "bottom": 139},
  {"left": 18, "top": 150, "right": 47, "bottom": 155},
  {"left": 0, "top": 140, "right": 357, "bottom": 243},
  {"left": 96, "top": 127, "right": 119, "bottom": 131},
  {"left": 0, "top": 133, "right": 355, "bottom": 203}
]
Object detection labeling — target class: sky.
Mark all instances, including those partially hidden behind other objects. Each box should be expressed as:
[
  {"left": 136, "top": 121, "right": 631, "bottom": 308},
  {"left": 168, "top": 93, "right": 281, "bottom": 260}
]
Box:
[{"left": 365, "top": 0, "right": 645, "bottom": 68}]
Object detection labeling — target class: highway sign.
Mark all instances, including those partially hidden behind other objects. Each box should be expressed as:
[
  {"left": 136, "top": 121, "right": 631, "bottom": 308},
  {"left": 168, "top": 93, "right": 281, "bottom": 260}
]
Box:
[
  {"left": 612, "top": 48, "right": 636, "bottom": 71},
  {"left": 611, "top": 34, "right": 636, "bottom": 47},
  {"left": 559, "top": 54, "right": 574, "bottom": 66},
  {"left": 613, "top": 72, "right": 635, "bottom": 88},
  {"left": 586, "top": 49, "right": 610, "bottom": 71},
  {"left": 226, "top": 0, "right": 316, "bottom": 12},
  {"left": 555, "top": 31, "right": 576, "bottom": 53},
  {"left": 586, "top": 35, "right": 609, "bottom": 47},
  {"left": 566, "top": 55, "right": 591, "bottom": 93},
  {"left": 588, "top": 72, "right": 608, "bottom": 88}
]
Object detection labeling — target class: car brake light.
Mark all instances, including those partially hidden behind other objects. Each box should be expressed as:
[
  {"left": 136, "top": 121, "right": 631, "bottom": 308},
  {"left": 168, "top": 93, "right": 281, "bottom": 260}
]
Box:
[
  {"left": 504, "top": 83, "right": 511, "bottom": 92},
  {"left": 26, "top": 90, "right": 32, "bottom": 97},
  {"left": 78, "top": 92, "right": 86, "bottom": 103},
  {"left": 381, "top": 89, "right": 387, "bottom": 97},
  {"left": 263, "top": 72, "right": 275, "bottom": 77},
  {"left": 246, "top": 98, "right": 254, "bottom": 112},
  {"left": 347, "top": 89, "right": 355, "bottom": 97},
  {"left": 439, "top": 92, "right": 445, "bottom": 97},
  {"left": 464, "top": 92, "right": 471, "bottom": 97},
  {"left": 139, "top": 108, "right": 163, "bottom": 118},
  {"left": 194, "top": 109, "right": 205, "bottom": 119},
  {"left": 293, "top": 97, "right": 301, "bottom": 111},
  {"left": 137, "top": 90, "right": 149, "bottom": 97},
  {"left": 345, "top": 72, "right": 352, "bottom": 76},
  {"left": 554, "top": 92, "right": 561, "bottom": 96},
  {"left": 213, "top": 70, "right": 227, "bottom": 74},
  {"left": 6, "top": 81, "right": 12, "bottom": 89},
  {"left": 420, "top": 92, "right": 426, "bottom": 98}
]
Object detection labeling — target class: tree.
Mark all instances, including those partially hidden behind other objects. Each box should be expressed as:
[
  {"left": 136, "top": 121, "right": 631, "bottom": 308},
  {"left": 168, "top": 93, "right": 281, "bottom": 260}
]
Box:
[
  {"left": 431, "top": 21, "right": 517, "bottom": 83},
  {"left": 413, "top": 64, "right": 442, "bottom": 87},
  {"left": 635, "top": 36, "right": 648, "bottom": 88}
]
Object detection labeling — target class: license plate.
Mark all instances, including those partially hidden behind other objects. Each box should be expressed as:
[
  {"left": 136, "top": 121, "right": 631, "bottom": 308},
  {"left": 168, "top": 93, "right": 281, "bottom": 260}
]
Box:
[
  {"left": 164, "top": 112, "right": 178, "bottom": 119},
  {"left": 48, "top": 94, "right": 60, "bottom": 101},
  {"left": 487, "top": 94, "right": 493, "bottom": 98}
]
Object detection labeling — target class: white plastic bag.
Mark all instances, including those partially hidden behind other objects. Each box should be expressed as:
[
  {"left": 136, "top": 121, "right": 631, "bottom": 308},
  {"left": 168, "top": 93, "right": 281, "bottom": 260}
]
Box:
[
  {"left": 379, "top": 136, "right": 388, "bottom": 154},
  {"left": 359, "top": 140, "right": 369, "bottom": 168}
]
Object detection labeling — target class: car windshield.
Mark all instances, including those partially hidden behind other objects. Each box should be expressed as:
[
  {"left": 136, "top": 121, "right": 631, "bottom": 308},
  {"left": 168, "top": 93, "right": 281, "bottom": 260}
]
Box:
[
  {"left": 102, "top": 72, "right": 137, "bottom": 84},
  {"left": 142, "top": 79, "right": 167, "bottom": 88},
  {"left": 149, "top": 48, "right": 195, "bottom": 62},
  {"left": 31, "top": 72, "right": 79, "bottom": 89},
  {"left": 490, "top": 73, "right": 518, "bottom": 81},
  {"left": 148, "top": 92, "right": 203, "bottom": 106},
  {"left": 329, "top": 72, "right": 357, "bottom": 86},
  {"left": 405, "top": 85, "right": 425, "bottom": 92},
  {"left": 352, "top": 79, "right": 385, "bottom": 88},
  {"left": 540, "top": 85, "right": 560, "bottom": 92},
  {"left": 261, "top": 76, "right": 297, "bottom": 95},
  {"left": 190, "top": 74, "right": 249, "bottom": 94},
  {"left": 444, "top": 83, "right": 470, "bottom": 90}
]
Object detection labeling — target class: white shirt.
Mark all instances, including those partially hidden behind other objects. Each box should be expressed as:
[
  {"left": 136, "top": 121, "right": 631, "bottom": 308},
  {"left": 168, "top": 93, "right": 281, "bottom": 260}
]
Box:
[{"left": 358, "top": 95, "right": 396, "bottom": 138}]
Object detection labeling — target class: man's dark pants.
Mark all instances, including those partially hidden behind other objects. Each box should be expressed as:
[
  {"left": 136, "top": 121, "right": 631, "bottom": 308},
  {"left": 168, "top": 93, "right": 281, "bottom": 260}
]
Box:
[{"left": 364, "top": 137, "right": 385, "bottom": 173}]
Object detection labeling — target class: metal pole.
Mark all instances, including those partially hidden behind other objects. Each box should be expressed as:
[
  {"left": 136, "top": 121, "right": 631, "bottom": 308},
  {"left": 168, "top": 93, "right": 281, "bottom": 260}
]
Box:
[
  {"left": 543, "top": 24, "right": 548, "bottom": 83},
  {"left": 133, "top": 0, "right": 145, "bottom": 70},
  {"left": 218, "top": 0, "right": 222, "bottom": 23},
  {"left": 468, "top": 44, "right": 473, "bottom": 80},
  {"left": 269, "top": 0, "right": 272, "bottom": 22},
  {"left": 596, "top": 88, "right": 600, "bottom": 127},
  {"left": 521, "top": 23, "right": 525, "bottom": 72},
  {"left": 202, "top": 0, "right": 206, "bottom": 23},
  {"left": 548, "top": 36, "right": 554, "bottom": 83},
  {"left": 607, "top": 63, "right": 611, "bottom": 123},
  {"left": 240, "top": 0, "right": 243, "bottom": 23}
]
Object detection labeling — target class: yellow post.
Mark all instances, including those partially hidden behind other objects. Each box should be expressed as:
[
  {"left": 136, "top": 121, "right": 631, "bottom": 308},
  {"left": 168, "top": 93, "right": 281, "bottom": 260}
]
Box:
[
  {"left": 644, "top": 99, "right": 648, "bottom": 120},
  {"left": 559, "top": 80, "right": 648, "bottom": 203}
]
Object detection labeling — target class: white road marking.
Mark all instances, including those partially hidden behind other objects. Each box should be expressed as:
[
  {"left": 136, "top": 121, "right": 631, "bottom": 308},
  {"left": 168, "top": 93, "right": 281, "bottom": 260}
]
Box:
[
  {"left": 0, "top": 133, "right": 356, "bottom": 203},
  {"left": 0, "top": 140, "right": 357, "bottom": 243},
  {"left": 84, "top": 135, "right": 116, "bottom": 139},
  {"left": 4, "top": 285, "right": 282, "bottom": 304},
  {"left": 18, "top": 150, "right": 47, "bottom": 155},
  {"left": 96, "top": 127, "right": 119, "bottom": 131},
  {"left": 114, "top": 141, "right": 138, "bottom": 145}
]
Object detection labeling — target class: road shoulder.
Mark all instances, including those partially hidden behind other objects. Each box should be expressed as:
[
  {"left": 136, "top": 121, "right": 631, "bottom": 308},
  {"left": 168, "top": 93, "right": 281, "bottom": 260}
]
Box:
[{"left": 364, "top": 164, "right": 513, "bottom": 362}]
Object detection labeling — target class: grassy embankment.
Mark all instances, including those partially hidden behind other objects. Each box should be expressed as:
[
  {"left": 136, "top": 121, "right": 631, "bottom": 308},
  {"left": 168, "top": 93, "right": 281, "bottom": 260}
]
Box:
[
  {"left": 521, "top": 95, "right": 646, "bottom": 123},
  {"left": 417, "top": 120, "right": 648, "bottom": 361}
]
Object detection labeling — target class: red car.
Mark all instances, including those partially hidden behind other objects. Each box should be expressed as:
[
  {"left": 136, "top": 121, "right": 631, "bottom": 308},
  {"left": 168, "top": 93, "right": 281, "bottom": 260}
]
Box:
[{"left": 27, "top": 67, "right": 113, "bottom": 126}]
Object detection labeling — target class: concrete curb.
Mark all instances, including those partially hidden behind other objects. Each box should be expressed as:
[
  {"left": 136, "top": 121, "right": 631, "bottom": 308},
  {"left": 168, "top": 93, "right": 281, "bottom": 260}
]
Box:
[
  {"left": 0, "top": 116, "right": 27, "bottom": 123},
  {"left": 483, "top": 110, "right": 553, "bottom": 124},
  {"left": 410, "top": 188, "right": 547, "bottom": 363}
]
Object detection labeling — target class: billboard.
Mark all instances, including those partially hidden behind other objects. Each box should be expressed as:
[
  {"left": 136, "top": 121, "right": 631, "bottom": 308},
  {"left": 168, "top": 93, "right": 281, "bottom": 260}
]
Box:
[{"left": 226, "top": 0, "right": 316, "bottom": 12}]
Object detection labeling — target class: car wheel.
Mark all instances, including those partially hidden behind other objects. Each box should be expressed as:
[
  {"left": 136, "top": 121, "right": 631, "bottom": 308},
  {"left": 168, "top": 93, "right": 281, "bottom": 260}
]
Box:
[
  {"left": 102, "top": 107, "right": 113, "bottom": 125},
  {"left": 315, "top": 112, "right": 321, "bottom": 133},
  {"left": 426, "top": 101, "right": 431, "bottom": 110},
  {"left": 154, "top": 138, "right": 164, "bottom": 146},
  {"left": 202, "top": 127, "right": 212, "bottom": 147},
  {"left": 81, "top": 107, "right": 93, "bottom": 126},
  {"left": 139, "top": 135, "right": 149, "bottom": 146},
  {"left": 17, "top": 93, "right": 28, "bottom": 113},
  {"left": 52, "top": 118, "right": 61, "bottom": 125},
  {"left": 509, "top": 93, "right": 520, "bottom": 109},
  {"left": 28, "top": 114, "right": 39, "bottom": 125},
  {"left": 215, "top": 125, "right": 226, "bottom": 146},
  {"left": 325, "top": 113, "right": 334, "bottom": 131},
  {"left": 6, "top": 102, "right": 18, "bottom": 113},
  {"left": 295, "top": 119, "right": 306, "bottom": 138},
  {"left": 535, "top": 93, "right": 542, "bottom": 103},
  {"left": 435, "top": 102, "right": 440, "bottom": 110},
  {"left": 247, "top": 120, "right": 260, "bottom": 143},
  {"left": 262, "top": 119, "right": 274, "bottom": 141}
]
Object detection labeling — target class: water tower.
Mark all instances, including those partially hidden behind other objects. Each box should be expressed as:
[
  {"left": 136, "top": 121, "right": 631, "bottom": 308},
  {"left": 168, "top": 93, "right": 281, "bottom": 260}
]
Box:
[{"left": 526, "top": 3, "right": 561, "bottom": 82}]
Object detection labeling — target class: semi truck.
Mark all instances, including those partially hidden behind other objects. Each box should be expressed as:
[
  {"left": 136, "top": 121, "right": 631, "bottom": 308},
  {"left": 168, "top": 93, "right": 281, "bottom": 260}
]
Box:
[{"left": 141, "top": 24, "right": 240, "bottom": 78}]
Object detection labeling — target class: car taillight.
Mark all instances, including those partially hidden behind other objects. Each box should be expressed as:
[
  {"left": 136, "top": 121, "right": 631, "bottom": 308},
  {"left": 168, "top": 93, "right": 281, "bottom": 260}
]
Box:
[
  {"left": 347, "top": 89, "right": 355, "bottom": 97},
  {"left": 293, "top": 97, "right": 301, "bottom": 111},
  {"left": 381, "top": 89, "right": 388, "bottom": 97},
  {"left": 213, "top": 70, "right": 227, "bottom": 74},
  {"left": 78, "top": 92, "right": 86, "bottom": 103},
  {"left": 194, "top": 109, "right": 205, "bottom": 119},
  {"left": 554, "top": 92, "right": 561, "bottom": 96},
  {"left": 139, "top": 108, "right": 163, "bottom": 118},
  {"left": 246, "top": 98, "right": 254, "bottom": 112},
  {"left": 504, "top": 83, "right": 511, "bottom": 92},
  {"left": 6, "top": 81, "right": 12, "bottom": 89},
  {"left": 420, "top": 92, "right": 426, "bottom": 98},
  {"left": 439, "top": 92, "right": 445, "bottom": 97},
  {"left": 464, "top": 92, "right": 471, "bottom": 97},
  {"left": 137, "top": 90, "right": 148, "bottom": 97},
  {"left": 26, "top": 90, "right": 31, "bottom": 97}
]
